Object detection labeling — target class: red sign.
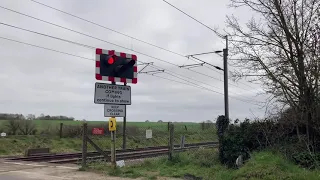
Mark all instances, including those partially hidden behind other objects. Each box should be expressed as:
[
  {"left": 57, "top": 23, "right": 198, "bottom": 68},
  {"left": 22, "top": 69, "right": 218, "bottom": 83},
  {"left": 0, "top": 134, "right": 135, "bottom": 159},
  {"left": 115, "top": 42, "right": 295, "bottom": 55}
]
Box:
[{"left": 92, "top": 128, "right": 104, "bottom": 135}]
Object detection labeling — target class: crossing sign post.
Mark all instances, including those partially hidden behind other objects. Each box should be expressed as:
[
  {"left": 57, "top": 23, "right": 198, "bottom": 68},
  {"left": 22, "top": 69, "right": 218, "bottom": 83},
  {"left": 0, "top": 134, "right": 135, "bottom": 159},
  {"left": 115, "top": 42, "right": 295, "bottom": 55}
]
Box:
[{"left": 93, "top": 48, "right": 138, "bottom": 167}]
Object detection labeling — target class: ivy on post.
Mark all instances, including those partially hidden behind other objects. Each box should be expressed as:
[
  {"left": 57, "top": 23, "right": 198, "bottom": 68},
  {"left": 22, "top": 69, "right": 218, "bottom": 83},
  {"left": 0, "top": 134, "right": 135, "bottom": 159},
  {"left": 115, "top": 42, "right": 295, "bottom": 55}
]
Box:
[
  {"left": 168, "top": 123, "right": 174, "bottom": 161},
  {"left": 216, "top": 115, "right": 229, "bottom": 163},
  {"left": 59, "top": 123, "right": 63, "bottom": 138}
]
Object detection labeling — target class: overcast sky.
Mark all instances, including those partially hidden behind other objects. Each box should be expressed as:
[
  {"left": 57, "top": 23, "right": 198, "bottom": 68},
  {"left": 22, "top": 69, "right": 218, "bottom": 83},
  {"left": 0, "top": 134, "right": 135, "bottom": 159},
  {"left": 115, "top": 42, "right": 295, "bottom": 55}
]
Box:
[{"left": 0, "top": 0, "right": 268, "bottom": 122}]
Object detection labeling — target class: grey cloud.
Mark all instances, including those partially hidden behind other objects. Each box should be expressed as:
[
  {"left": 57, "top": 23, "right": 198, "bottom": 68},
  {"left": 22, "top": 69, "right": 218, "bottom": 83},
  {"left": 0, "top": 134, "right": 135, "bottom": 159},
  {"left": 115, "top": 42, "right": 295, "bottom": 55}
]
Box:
[{"left": 0, "top": 0, "right": 267, "bottom": 122}]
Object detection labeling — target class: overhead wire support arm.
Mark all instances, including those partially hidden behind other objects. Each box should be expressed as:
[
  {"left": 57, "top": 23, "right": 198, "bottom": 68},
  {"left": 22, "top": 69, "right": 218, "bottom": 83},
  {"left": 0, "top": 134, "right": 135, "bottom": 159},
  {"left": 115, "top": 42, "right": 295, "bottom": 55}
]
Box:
[
  {"left": 139, "top": 69, "right": 165, "bottom": 74},
  {"left": 150, "top": 70, "right": 165, "bottom": 75},
  {"left": 137, "top": 62, "right": 154, "bottom": 66},
  {"left": 190, "top": 56, "right": 224, "bottom": 71},
  {"left": 186, "top": 51, "right": 223, "bottom": 58},
  {"left": 179, "top": 63, "right": 205, "bottom": 69},
  {"left": 138, "top": 62, "right": 154, "bottom": 73}
]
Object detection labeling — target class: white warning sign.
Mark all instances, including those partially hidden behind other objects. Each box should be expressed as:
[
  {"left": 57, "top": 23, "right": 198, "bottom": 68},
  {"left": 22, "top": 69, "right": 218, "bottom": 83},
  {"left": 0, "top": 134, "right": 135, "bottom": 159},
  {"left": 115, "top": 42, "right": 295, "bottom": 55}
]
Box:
[
  {"left": 104, "top": 104, "right": 125, "bottom": 117},
  {"left": 146, "top": 129, "right": 152, "bottom": 139},
  {"left": 94, "top": 83, "right": 131, "bottom": 105}
]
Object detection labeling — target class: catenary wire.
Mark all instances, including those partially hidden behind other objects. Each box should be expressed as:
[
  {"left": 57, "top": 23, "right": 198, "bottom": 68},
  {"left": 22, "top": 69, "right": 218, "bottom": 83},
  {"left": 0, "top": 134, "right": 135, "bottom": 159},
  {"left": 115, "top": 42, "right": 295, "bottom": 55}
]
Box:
[
  {"left": 0, "top": 36, "right": 94, "bottom": 61},
  {"left": 161, "top": 0, "right": 224, "bottom": 38},
  {"left": 147, "top": 73, "right": 260, "bottom": 105},
  {"left": 0, "top": 35, "right": 261, "bottom": 106},
  {"left": 0, "top": 21, "right": 257, "bottom": 93},
  {"left": 3, "top": 3, "right": 257, "bottom": 89},
  {"left": 148, "top": 64, "right": 261, "bottom": 102},
  {"left": 139, "top": 62, "right": 260, "bottom": 104},
  {"left": 28, "top": 0, "right": 185, "bottom": 57},
  {"left": 160, "top": 1, "right": 263, "bottom": 91},
  {"left": 0, "top": 22, "right": 177, "bottom": 65},
  {"left": 163, "top": 72, "right": 261, "bottom": 104}
]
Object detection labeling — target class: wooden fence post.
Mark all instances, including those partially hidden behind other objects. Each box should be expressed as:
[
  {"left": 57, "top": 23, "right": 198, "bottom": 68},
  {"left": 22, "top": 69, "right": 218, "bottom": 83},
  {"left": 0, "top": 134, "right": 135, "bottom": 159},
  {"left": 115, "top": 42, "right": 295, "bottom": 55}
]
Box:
[
  {"left": 59, "top": 123, "right": 63, "bottom": 138},
  {"left": 168, "top": 123, "right": 174, "bottom": 161},
  {"left": 82, "top": 123, "right": 87, "bottom": 168},
  {"left": 180, "top": 135, "right": 185, "bottom": 149}
]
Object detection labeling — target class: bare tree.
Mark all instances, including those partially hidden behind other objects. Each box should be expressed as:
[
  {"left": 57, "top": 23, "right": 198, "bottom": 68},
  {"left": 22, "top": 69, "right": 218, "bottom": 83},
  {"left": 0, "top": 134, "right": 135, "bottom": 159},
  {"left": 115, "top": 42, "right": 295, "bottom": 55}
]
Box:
[
  {"left": 18, "top": 120, "right": 36, "bottom": 135},
  {"left": 26, "top": 114, "right": 36, "bottom": 120},
  {"left": 6, "top": 119, "right": 20, "bottom": 135},
  {"left": 226, "top": 0, "right": 320, "bottom": 145}
]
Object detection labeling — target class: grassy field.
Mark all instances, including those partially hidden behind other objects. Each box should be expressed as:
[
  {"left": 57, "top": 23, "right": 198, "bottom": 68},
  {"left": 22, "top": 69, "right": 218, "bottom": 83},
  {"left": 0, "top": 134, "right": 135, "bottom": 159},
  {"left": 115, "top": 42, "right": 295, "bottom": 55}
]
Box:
[
  {"left": 0, "top": 120, "right": 216, "bottom": 156},
  {"left": 0, "top": 120, "right": 200, "bottom": 132},
  {"left": 87, "top": 150, "right": 320, "bottom": 180}
]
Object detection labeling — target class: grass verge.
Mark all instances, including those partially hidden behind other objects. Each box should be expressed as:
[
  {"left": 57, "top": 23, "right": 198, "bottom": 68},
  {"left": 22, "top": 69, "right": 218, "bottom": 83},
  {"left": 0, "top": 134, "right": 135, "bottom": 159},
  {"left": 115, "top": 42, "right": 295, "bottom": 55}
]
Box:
[{"left": 87, "top": 149, "right": 320, "bottom": 180}]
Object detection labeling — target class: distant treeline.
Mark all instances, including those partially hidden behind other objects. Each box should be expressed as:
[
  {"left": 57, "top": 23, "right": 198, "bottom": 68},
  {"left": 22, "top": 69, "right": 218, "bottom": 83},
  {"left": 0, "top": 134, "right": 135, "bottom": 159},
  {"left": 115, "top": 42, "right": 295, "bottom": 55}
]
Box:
[{"left": 0, "top": 113, "right": 74, "bottom": 121}]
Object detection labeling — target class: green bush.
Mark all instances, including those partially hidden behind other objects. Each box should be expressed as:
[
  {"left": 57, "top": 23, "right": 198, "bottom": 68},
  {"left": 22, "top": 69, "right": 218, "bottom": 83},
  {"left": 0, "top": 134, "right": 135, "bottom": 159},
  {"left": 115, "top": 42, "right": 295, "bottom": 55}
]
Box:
[
  {"left": 62, "top": 125, "right": 83, "bottom": 138},
  {"left": 277, "top": 142, "right": 320, "bottom": 169},
  {"left": 217, "top": 116, "right": 320, "bottom": 169},
  {"left": 217, "top": 118, "right": 278, "bottom": 167},
  {"left": 291, "top": 152, "right": 319, "bottom": 169}
]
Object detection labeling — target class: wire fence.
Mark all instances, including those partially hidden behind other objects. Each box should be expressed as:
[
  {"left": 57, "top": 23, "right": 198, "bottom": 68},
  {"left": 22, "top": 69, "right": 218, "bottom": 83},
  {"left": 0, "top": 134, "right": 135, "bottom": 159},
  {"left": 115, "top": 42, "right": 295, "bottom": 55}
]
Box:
[
  {"left": 81, "top": 121, "right": 218, "bottom": 168},
  {"left": 0, "top": 120, "right": 217, "bottom": 164}
]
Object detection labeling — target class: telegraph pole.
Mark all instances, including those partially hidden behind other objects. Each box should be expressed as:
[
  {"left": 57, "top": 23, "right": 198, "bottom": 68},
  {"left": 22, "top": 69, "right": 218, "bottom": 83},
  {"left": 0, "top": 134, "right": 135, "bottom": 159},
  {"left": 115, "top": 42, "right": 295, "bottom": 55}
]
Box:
[
  {"left": 223, "top": 36, "right": 229, "bottom": 120},
  {"left": 185, "top": 35, "right": 229, "bottom": 120}
]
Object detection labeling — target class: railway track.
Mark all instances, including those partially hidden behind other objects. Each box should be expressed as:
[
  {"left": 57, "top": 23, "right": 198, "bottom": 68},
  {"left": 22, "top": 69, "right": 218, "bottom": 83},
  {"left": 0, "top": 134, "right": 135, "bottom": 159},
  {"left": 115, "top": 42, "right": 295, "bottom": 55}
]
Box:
[{"left": 6, "top": 141, "right": 218, "bottom": 164}]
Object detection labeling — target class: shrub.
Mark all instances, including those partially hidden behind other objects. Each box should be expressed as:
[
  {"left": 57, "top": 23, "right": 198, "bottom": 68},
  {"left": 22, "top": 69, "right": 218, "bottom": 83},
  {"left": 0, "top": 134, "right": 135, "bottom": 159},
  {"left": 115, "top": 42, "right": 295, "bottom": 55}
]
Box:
[
  {"left": 39, "top": 124, "right": 59, "bottom": 136},
  {"left": 276, "top": 142, "right": 320, "bottom": 169},
  {"left": 62, "top": 125, "right": 83, "bottom": 138},
  {"left": 6, "top": 119, "right": 20, "bottom": 135},
  {"left": 291, "top": 151, "right": 320, "bottom": 169},
  {"left": 217, "top": 118, "right": 278, "bottom": 167},
  {"left": 217, "top": 117, "right": 320, "bottom": 168},
  {"left": 18, "top": 120, "right": 36, "bottom": 135}
]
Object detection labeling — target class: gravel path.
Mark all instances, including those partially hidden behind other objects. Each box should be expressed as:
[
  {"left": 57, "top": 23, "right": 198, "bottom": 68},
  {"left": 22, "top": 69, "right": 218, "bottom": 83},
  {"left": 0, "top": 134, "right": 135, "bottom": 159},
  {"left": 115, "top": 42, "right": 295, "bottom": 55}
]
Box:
[{"left": 0, "top": 160, "right": 181, "bottom": 180}]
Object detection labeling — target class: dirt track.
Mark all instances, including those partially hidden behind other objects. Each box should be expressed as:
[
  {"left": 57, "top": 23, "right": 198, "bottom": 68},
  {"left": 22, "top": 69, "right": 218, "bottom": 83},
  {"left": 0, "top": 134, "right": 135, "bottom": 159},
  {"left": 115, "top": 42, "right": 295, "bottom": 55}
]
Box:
[{"left": 0, "top": 159, "right": 180, "bottom": 180}]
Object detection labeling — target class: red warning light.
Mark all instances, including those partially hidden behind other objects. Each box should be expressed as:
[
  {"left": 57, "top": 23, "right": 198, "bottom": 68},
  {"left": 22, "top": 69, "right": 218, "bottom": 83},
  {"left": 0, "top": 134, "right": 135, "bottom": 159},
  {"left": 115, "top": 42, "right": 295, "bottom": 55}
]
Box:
[{"left": 108, "top": 57, "right": 114, "bottom": 64}]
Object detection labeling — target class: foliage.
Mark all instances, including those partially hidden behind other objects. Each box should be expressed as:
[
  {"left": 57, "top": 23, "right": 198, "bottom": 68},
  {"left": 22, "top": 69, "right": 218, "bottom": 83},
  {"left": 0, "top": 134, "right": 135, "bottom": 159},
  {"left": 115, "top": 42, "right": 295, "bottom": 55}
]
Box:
[
  {"left": 201, "top": 120, "right": 214, "bottom": 130},
  {"left": 216, "top": 115, "right": 229, "bottom": 138},
  {"left": 0, "top": 120, "right": 215, "bottom": 156},
  {"left": 61, "top": 125, "right": 83, "bottom": 138},
  {"left": 291, "top": 151, "right": 320, "bottom": 169},
  {"left": 0, "top": 136, "right": 84, "bottom": 155},
  {"left": 36, "top": 113, "right": 74, "bottom": 121},
  {"left": 232, "top": 151, "right": 320, "bottom": 180},
  {"left": 5, "top": 119, "right": 37, "bottom": 135},
  {"left": 87, "top": 150, "right": 320, "bottom": 180},
  {"left": 18, "top": 120, "right": 36, "bottom": 135},
  {"left": 216, "top": 115, "right": 230, "bottom": 165},
  {"left": 218, "top": 118, "right": 289, "bottom": 167},
  {"left": 6, "top": 119, "right": 20, "bottom": 135},
  {"left": 218, "top": 116, "right": 320, "bottom": 169},
  {"left": 0, "top": 113, "right": 74, "bottom": 121},
  {"left": 0, "top": 113, "right": 25, "bottom": 120},
  {"left": 227, "top": 0, "right": 320, "bottom": 152},
  {"left": 275, "top": 142, "right": 320, "bottom": 169}
]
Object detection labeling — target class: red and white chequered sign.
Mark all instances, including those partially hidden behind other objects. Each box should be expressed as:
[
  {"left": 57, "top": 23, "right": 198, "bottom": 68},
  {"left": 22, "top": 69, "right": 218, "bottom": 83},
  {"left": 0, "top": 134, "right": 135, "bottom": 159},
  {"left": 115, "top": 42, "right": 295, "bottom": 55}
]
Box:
[{"left": 95, "top": 48, "right": 138, "bottom": 84}]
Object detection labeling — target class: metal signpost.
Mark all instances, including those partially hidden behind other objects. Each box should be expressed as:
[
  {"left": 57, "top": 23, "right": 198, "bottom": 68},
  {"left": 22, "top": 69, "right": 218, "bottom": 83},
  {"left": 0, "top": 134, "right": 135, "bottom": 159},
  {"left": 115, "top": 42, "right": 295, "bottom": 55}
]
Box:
[{"left": 93, "top": 48, "right": 137, "bottom": 167}]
